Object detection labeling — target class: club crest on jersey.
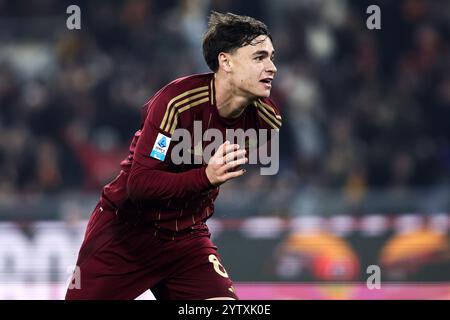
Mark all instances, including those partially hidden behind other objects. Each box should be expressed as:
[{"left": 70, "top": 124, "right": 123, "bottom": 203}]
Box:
[{"left": 150, "top": 133, "right": 171, "bottom": 161}]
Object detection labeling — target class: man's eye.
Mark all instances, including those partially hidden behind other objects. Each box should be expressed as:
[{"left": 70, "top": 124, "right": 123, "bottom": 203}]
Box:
[{"left": 255, "top": 56, "right": 264, "bottom": 61}]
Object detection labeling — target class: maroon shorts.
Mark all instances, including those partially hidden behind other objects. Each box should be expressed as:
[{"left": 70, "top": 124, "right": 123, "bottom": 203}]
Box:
[{"left": 65, "top": 202, "right": 238, "bottom": 300}]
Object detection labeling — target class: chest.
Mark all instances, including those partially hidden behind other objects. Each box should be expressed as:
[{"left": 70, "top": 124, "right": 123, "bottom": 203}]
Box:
[{"left": 169, "top": 105, "right": 260, "bottom": 167}]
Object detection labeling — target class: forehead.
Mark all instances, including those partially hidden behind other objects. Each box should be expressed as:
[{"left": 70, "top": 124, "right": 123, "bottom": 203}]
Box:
[{"left": 238, "top": 35, "right": 275, "bottom": 54}]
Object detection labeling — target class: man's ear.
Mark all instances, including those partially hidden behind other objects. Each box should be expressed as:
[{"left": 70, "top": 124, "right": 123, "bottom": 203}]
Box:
[{"left": 218, "top": 52, "right": 232, "bottom": 73}]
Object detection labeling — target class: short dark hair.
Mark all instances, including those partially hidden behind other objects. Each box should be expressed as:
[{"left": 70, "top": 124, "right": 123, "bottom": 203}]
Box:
[{"left": 202, "top": 11, "right": 272, "bottom": 72}]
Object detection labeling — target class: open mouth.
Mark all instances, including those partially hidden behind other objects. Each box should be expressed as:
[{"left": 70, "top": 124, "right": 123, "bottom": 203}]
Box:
[
  {"left": 260, "top": 78, "right": 273, "bottom": 88},
  {"left": 260, "top": 78, "right": 273, "bottom": 84}
]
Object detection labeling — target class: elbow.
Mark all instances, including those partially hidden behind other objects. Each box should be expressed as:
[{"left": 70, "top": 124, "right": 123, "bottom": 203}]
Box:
[
  {"left": 126, "top": 179, "right": 138, "bottom": 202},
  {"left": 126, "top": 169, "right": 143, "bottom": 202},
  {"left": 127, "top": 166, "right": 160, "bottom": 202}
]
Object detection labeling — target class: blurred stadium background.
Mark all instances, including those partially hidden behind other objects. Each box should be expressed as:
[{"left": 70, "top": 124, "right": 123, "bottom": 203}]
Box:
[{"left": 0, "top": 0, "right": 449, "bottom": 299}]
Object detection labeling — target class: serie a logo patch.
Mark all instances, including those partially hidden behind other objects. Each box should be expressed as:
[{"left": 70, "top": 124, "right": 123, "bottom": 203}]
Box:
[{"left": 150, "top": 133, "right": 171, "bottom": 161}]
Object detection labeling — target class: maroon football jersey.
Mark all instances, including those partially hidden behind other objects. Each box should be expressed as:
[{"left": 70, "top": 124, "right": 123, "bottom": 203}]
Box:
[{"left": 101, "top": 73, "right": 282, "bottom": 238}]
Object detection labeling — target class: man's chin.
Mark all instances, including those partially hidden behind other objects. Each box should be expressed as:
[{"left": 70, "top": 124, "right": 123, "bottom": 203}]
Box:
[{"left": 255, "top": 90, "right": 271, "bottom": 98}]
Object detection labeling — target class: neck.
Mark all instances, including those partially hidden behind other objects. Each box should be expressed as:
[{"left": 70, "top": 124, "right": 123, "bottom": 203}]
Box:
[{"left": 213, "top": 73, "right": 253, "bottom": 119}]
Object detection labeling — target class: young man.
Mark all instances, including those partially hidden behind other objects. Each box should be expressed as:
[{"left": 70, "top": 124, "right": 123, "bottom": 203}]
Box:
[{"left": 66, "top": 11, "right": 281, "bottom": 300}]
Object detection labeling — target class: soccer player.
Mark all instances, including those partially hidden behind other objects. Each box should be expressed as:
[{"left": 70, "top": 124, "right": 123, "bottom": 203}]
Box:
[{"left": 65, "top": 11, "right": 281, "bottom": 300}]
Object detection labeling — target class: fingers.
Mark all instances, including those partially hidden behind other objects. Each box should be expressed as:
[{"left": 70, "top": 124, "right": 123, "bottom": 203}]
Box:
[
  {"left": 216, "top": 141, "right": 240, "bottom": 156},
  {"left": 207, "top": 141, "right": 248, "bottom": 185},
  {"left": 222, "top": 141, "right": 240, "bottom": 157},
  {"left": 213, "top": 141, "right": 243, "bottom": 165},
  {"left": 224, "top": 148, "right": 246, "bottom": 164},
  {"left": 222, "top": 168, "right": 247, "bottom": 181},
  {"left": 222, "top": 156, "right": 248, "bottom": 173},
  {"left": 216, "top": 140, "right": 228, "bottom": 157}
]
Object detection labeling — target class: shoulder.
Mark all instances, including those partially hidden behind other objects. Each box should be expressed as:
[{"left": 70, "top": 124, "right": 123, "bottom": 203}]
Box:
[
  {"left": 253, "top": 97, "right": 282, "bottom": 130},
  {"left": 143, "top": 73, "right": 214, "bottom": 134},
  {"left": 256, "top": 97, "right": 281, "bottom": 113},
  {"left": 159, "top": 73, "right": 213, "bottom": 103}
]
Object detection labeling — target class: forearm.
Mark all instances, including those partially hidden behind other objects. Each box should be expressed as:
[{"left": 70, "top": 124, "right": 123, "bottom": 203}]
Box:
[{"left": 127, "top": 163, "right": 213, "bottom": 202}]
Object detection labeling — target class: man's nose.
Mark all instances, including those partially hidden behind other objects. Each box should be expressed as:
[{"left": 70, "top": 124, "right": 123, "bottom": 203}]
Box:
[{"left": 266, "top": 59, "right": 277, "bottom": 74}]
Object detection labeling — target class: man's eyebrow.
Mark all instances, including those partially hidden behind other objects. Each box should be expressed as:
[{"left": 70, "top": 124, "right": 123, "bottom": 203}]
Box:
[{"left": 253, "top": 50, "right": 275, "bottom": 56}]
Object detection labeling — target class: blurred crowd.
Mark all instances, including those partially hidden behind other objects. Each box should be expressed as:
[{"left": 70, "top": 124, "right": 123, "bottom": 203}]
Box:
[{"left": 0, "top": 0, "right": 449, "bottom": 206}]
